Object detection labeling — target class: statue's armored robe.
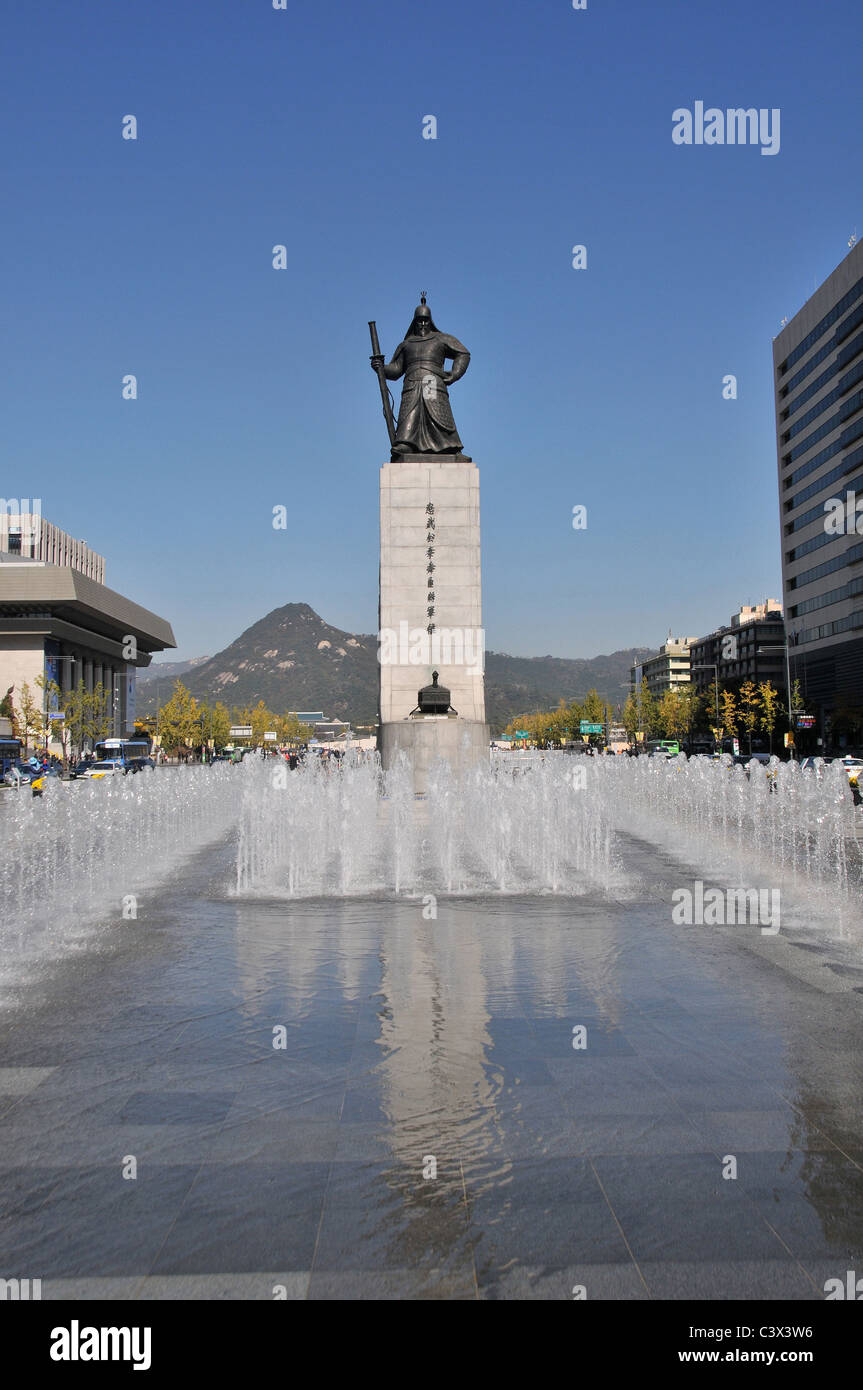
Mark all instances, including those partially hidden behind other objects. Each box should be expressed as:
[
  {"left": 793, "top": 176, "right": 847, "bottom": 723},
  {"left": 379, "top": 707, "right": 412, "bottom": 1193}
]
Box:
[{"left": 383, "top": 331, "right": 470, "bottom": 456}]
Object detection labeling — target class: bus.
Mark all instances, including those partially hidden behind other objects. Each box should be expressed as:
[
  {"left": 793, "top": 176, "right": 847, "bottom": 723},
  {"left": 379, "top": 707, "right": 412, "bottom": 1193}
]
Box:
[
  {"left": 0, "top": 737, "right": 23, "bottom": 775},
  {"left": 93, "top": 737, "right": 151, "bottom": 767},
  {"left": 645, "top": 739, "right": 681, "bottom": 757}
]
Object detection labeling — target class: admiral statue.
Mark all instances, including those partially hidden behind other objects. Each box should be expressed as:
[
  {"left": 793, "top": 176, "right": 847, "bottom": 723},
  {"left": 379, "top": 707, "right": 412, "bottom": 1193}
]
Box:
[{"left": 369, "top": 295, "right": 470, "bottom": 461}]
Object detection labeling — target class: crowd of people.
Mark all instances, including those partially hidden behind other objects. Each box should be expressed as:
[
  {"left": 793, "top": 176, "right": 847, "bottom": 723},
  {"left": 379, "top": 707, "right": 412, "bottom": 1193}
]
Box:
[{"left": 259, "top": 745, "right": 348, "bottom": 770}]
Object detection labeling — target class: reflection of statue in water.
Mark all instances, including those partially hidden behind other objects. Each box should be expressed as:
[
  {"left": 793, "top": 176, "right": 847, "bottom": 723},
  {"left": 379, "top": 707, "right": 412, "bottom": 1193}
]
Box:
[{"left": 370, "top": 295, "right": 471, "bottom": 461}]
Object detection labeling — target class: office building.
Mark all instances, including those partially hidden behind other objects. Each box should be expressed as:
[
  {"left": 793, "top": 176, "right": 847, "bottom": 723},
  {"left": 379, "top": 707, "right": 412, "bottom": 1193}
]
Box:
[
  {"left": 0, "top": 510, "right": 105, "bottom": 584},
  {"left": 689, "top": 602, "right": 785, "bottom": 697},
  {"left": 631, "top": 635, "right": 696, "bottom": 696},
  {"left": 774, "top": 239, "right": 863, "bottom": 736},
  {"left": 0, "top": 514, "right": 175, "bottom": 741}
]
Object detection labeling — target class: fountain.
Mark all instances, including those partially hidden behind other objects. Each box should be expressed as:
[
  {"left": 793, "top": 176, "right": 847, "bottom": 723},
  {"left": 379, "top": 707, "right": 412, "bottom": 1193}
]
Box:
[
  {"left": 234, "top": 753, "right": 862, "bottom": 924},
  {"left": 2, "top": 753, "right": 860, "bottom": 1004},
  {"left": 0, "top": 766, "right": 241, "bottom": 997}
]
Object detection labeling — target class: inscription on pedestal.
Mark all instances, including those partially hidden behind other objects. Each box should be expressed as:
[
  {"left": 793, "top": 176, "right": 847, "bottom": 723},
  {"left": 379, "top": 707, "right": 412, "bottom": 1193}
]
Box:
[{"left": 379, "top": 459, "right": 485, "bottom": 726}]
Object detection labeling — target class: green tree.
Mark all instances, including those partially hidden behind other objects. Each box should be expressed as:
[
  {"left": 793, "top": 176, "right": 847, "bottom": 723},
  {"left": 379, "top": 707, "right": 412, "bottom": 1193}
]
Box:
[
  {"left": 702, "top": 680, "right": 722, "bottom": 740},
  {"left": 719, "top": 688, "right": 738, "bottom": 741},
  {"left": 64, "top": 680, "right": 90, "bottom": 760},
  {"left": 621, "top": 691, "right": 640, "bottom": 744},
  {"left": 738, "top": 679, "right": 759, "bottom": 755},
  {"left": 87, "top": 682, "right": 113, "bottom": 745},
  {"left": 547, "top": 697, "right": 570, "bottom": 746},
  {"left": 638, "top": 679, "right": 658, "bottom": 740},
  {"left": 581, "top": 688, "right": 604, "bottom": 723},
  {"left": 657, "top": 687, "right": 692, "bottom": 740},
  {"left": 210, "top": 701, "right": 232, "bottom": 749},
  {"left": 16, "top": 680, "right": 43, "bottom": 754},
  {"left": 275, "top": 712, "right": 312, "bottom": 746},
  {"left": 788, "top": 678, "right": 807, "bottom": 719},
  {"left": 157, "top": 681, "right": 199, "bottom": 754},
  {"left": 758, "top": 680, "right": 780, "bottom": 754},
  {"left": 579, "top": 689, "right": 605, "bottom": 745},
  {"left": 678, "top": 684, "right": 699, "bottom": 743},
  {"left": 656, "top": 689, "right": 676, "bottom": 738},
  {"left": 250, "top": 700, "right": 275, "bottom": 745}
]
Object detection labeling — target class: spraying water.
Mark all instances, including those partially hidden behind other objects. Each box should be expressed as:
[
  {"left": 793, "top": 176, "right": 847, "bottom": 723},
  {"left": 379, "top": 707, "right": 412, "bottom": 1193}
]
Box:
[
  {"left": 235, "top": 752, "right": 616, "bottom": 897},
  {"left": 235, "top": 753, "right": 863, "bottom": 916},
  {"left": 2, "top": 754, "right": 860, "bottom": 1001},
  {"left": 0, "top": 766, "right": 241, "bottom": 994}
]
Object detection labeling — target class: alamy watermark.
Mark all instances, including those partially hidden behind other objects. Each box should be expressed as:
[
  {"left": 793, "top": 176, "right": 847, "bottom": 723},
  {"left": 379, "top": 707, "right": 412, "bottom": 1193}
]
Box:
[
  {"left": 378, "top": 622, "right": 485, "bottom": 676},
  {"left": 672, "top": 880, "right": 780, "bottom": 934},
  {"left": 0, "top": 1277, "right": 41, "bottom": 1300},
  {"left": 824, "top": 491, "right": 863, "bottom": 535},
  {"left": 672, "top": 103, "right": 780, "bottom": 157},
  {"left": 50, "top": 1323, "right": 151, "bottom": 1371},
  {"left": 825, "top": 1270, "right": 863, "bottom": 1299},
  {"left": 1, "top": 497, "right": 41, "bottom": 519}
]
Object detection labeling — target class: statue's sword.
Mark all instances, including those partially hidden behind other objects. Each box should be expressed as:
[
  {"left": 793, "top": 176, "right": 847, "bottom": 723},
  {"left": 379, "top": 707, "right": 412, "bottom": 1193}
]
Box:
[{"left": 368, "top": 321, "right": 396, "bottom": 446}]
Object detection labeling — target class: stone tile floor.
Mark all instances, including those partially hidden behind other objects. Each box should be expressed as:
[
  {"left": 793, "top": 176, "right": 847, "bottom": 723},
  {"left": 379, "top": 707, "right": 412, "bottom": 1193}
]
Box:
[{"left": 1, "top": 835, "right": 862, "bottom": 1300}]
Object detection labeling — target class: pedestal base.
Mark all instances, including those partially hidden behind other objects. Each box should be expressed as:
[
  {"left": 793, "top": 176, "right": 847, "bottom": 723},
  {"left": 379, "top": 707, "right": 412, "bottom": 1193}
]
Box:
[{"left": 378, "top": 718, "right": 489, "bottom": 795}]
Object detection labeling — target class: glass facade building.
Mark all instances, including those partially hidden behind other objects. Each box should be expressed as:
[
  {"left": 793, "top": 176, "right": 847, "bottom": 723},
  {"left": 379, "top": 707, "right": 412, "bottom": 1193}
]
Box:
[{"left": 774, "top": 240, "right": 863, "bottom": 740}]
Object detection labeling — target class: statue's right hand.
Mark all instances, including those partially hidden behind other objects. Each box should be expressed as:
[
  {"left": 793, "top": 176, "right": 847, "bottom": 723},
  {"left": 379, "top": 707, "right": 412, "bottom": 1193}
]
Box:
[{"left": 370, "top": 355, "right": 384, "bottom": 370}]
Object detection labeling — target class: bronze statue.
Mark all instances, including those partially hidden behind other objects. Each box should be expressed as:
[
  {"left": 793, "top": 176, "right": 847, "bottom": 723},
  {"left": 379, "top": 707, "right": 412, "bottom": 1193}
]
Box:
[{"left": 369, "top": 295, "right": 470, "bottom": 461}]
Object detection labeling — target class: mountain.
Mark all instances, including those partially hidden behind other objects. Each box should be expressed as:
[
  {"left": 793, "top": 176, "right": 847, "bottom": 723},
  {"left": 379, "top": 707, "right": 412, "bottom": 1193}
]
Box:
[
  {"left": 137, "top": 656, "right": 211, "bottom": 685},
  {"left": 139, "top": 604, "right": 379, "bottom": 725},
  {"left": 137, "top": 603, "right": 655, "bottom": 732},
  {"left": 483, "top": 648, "right": 655, "bottom": 729}
]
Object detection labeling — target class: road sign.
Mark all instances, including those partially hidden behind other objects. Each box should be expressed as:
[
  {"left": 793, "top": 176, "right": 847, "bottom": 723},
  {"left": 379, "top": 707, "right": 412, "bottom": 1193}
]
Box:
[
  {"left": 580, "top": 722, "right": 603, "bottom": 735},
  {"left": 47, "top": 712, "right": 65, "bottom": 720},
  {"left": 795, "top": 714, "right": 815, "bottom": 729},
  {"left": 229, "top": 725, "right": 252, "bottom": 737},
  {"left": 515, "top": 730, "right": 529, "bottom": 738},
  {"left": 264, "top": 732, "right": 277, "bottom": 741}
]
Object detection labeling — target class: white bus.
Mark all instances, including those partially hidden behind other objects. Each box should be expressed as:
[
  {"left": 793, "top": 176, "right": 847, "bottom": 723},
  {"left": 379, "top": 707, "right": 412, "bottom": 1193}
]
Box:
[{"left": 93, "top": 737, "right": 151, "bottom": 767}]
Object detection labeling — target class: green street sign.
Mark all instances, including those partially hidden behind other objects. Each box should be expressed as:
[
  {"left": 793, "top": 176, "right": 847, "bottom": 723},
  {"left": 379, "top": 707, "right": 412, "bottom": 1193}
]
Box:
[
  {"left": 580, "top": 722, "right": 603, "bottom": 734},
  {"left": 516, "top": 730, "right": 529, "bottom": 737}
]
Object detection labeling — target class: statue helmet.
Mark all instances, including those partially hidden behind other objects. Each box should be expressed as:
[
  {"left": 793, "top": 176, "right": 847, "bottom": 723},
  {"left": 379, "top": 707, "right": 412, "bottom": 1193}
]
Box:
[{"left": 407, "top": 292, "right": 437, "bottom": 335}]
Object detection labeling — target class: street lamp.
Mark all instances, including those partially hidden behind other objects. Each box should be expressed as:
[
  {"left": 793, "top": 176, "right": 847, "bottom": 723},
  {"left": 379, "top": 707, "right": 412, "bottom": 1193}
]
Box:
[
  {"left": 691, "top": 664, "right": 721, "bottom": 748},
  {"left": 757, "top": 639, "right": 797, "bottom": 759}
]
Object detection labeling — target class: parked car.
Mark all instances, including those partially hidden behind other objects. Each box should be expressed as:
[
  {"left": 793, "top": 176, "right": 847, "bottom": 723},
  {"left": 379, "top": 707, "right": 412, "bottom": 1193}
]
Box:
[
  {"left": 81, "top": 760, "right": 125, "bottom": 779},
  {"left": 4, "top": 761, "right": 43, "bottom": 786}
]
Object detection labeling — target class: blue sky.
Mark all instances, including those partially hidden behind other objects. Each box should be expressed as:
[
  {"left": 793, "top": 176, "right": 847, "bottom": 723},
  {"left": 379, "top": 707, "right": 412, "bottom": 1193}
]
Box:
[{"left": 2, "top": 0, "right": 860, "bottom": 661}]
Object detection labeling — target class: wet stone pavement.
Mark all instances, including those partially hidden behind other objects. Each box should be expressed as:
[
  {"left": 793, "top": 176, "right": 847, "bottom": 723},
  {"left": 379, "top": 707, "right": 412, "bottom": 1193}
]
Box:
[{"left": 1, "top": 834, "right": 862, "bottom": 1300}]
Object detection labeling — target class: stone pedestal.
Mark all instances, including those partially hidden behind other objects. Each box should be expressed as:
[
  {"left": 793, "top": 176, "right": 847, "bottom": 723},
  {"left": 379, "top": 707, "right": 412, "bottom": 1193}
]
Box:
[
  {"left": 378, "top": 457, "right": 488, "bottom": 789},
  {"left": 379, "top": 717, "right": 489, "bottom": 792}
]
